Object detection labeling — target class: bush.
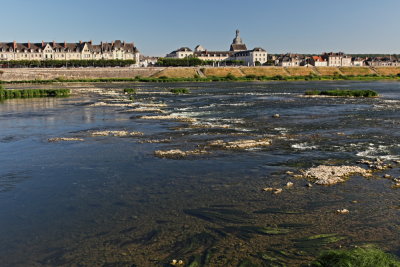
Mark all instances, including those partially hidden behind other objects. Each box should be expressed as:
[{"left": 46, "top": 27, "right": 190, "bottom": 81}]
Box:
[
  {"left": 309, "top": 247, "right": 400, "bottom": 267},
  {"left": 123, "top": 88, "right": 136, "bottom": 94},
  {"left": 170, "top": 88, "right": 190, "bottom": 94},
  {"left": 305, "top": 89, "right": 378, "bottom": 97},
  {"left": 0, "top": 88, "right": 70, "bottom": 100}
]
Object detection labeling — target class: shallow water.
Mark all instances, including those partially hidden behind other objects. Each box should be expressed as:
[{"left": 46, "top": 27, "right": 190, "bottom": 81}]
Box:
[{"left": 0, "top": 81, "right": 400, "bottom": 266}]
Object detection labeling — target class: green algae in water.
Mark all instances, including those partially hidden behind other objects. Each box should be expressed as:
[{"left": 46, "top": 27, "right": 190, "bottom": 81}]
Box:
[
  {"left": 238, "top": 258, "right": 258, "bottom": 267},
  {"left": 221, "top": 225, "right": 291, "bottom": 240},
  {"left": 254, "top": 208, "right": 304, "bottom": 214},
  {"left": 184, "top": 208, "right": 251, "bottom": 224},
  {"left": 166, "top": 232, "right": 217, "bottom": 263},
  {"left": 309, "top": 247, "right": 400, "bottom": 267},
  {"left": 294, "top": 233, "right": 346, "bottom": 254}
]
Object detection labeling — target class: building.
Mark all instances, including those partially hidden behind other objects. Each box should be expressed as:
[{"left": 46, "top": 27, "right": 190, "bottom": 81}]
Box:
[
  {"left": 322, "top": 52, "right": 352, "bottom": 67},
  {"left": 166, "top": 30, "right": 268, "bottom": 66},
  {"left": 166, "top": 47, "right": 193, "bottom": 58},
  {"left": 310, "top": 56, "right": 328, "bottom": 67},
  {"left": 366, "top": 56, "right": 400, "bottom": 67},
  {"left": 352, "top": 57, "right": 365, "bottom": 66},
  {"left": 0, "top": 40, "right": 140, "bottom": 63},
  {"left": 276, "top": 54, "right": 302, "bottom": 67}
]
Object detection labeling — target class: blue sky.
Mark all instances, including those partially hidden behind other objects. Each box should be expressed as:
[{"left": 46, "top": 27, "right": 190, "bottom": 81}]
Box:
[{"left": 2, "top": 0, "right": 399, "bottom": 56}]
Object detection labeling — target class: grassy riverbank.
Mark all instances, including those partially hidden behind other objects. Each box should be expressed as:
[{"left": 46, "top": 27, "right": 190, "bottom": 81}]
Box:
[
  {"left": 0, "top": 85, "right": 70, "bottom": 100},
  {"left": 1, "top": 66, "right": 400, "bottom": 84},
  {"left": 1, "top": 73, "right": 400, "bottom": 84}
]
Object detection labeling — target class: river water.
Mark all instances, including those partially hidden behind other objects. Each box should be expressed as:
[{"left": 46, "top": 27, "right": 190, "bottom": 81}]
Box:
[{"left": 0, "top": 81, "right": 399, "bottom": 266}]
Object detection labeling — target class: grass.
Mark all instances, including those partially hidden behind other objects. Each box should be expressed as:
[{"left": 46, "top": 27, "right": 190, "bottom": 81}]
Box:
[
  {"left": 339, "top": 67, "right": 374, "bottom": 76},
  {"left": 203, "top": 67, "right": 245, "bottom": 77},
  {"left": 305, "top": 89, "right": 378, "bottom": 97},
  {"left": 285, "top": 67, "right": 316, "bottom": 76},
  {"left": 170, "top": 88, "right": 190, "bottom": 94},
  {"left": 374, "top": 67, "right": 400, "bottom": 76},
  {"left": 153, "top": 67, "right": 198, "bottom": 78},
  {"left": 0, "top": 87, "right": 70, "bottom": 100},
  {"left": 240, "top": 67, "right": 288, "bottom": 77},
  {"left": 309, "top": 247, "right": 400, "bottom": 267}
]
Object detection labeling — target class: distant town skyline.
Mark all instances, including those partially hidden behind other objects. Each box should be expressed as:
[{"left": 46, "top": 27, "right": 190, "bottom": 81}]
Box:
[{"left": 2, "top": 0, "right": 400, "bottom": 56}]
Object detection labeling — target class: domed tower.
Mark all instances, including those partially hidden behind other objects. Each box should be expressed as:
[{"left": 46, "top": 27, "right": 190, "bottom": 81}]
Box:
[{"left": 230, "top": 29, "right": 247, "bottom": 51}]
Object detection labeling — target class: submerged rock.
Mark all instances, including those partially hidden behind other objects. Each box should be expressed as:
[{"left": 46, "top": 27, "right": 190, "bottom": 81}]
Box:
[
  {"left": 336, "top": 209, "right": 350, "bottom": 214},
  {"left": 140, "top": 115, "right": 197, "bottom": 123},
  {"left": 48, "top": 137, "right": 84, "bottom": 142},
  {"left": 154, "top": 149, "right": 207, "bottom": 159},
  {"left": 302, "top": 165, "right": 370, "bottom": 185},
  {"left": 90, "top": 130, "right": 143, "bottom": 137},
  {"left": 207, "top": 138, "right": 271, "bottom": 150}
]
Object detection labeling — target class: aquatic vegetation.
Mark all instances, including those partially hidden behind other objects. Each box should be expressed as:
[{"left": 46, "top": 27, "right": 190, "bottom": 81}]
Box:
[
  {"left": 154, "top": 149, "right": 207, "bottom": 159},
  {"left": 170, "top": 88, "right": 190, "bottom": 94},
  {"left": 301, "top": 165, "right": 371, "bottom": 185},
  {"left": 184, "top": 208, "right": 250, "bottom": 224},
  {"left": 90, "top": 130, "right": 143, "bottom": 137},
  {"left": 0, "top": 88, "right": 70, "bottom": 100},
  {"left": 224, "top": 225, "right": 291, "bottom": 238},
  {"left": 123, "top": 88, "right": 136, "bottom": 94},
  {"left": 48, "top": 137, "right": 84, "bottom": 142},
  {"left": 166, "top": 232, "right": 217, "bottom": 265},
  {"left": 207, "top": 138, "right": 271, "bottom": 150},
  {"left": 305, "top": 89, "right": 378, "bottom": 97},
  {"left": 294, "top": 234, "right": 346, "bottom": 253},
  {"left": 254, "top": 208, "right": 303, "bottom": 214},
  {"left": 309, "top": 247, "right": 400, "bottom": 267}
]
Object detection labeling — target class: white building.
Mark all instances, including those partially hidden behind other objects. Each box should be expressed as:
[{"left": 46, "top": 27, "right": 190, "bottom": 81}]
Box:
[
  {"left": 323, "top": 52, "right": 352, "bottom": 67},
  {"left": 310, "top": 56, "right": 328, "bottom": 67},
  {"left": 165, "top": 30, "right": 268, "bottom": 65},
  {"left": 0, "top": 40, "right": 139, "bottom": 63}
]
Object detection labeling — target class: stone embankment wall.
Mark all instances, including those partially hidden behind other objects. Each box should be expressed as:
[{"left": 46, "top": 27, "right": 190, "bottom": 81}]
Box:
[
  {"left": 1, "top": 66, "right": 400, "bottom": 81},
  {"left": 0, "top": 67, "right": 164, "bottom": 81}
]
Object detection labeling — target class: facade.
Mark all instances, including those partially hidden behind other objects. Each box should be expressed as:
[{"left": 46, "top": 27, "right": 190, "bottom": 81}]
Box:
[
  {"left": 310, "top": 56, "right": 328, "bottom": 67},
  {"left": 322, "top": 52, "right": 352, "bottom": 67},
  {"left": 276, "top": 54, "right": 302, "bottom": 67},
  {"left": 166, "top": 30, "right": 268, "bottom": 65},
  {"left": 352, "top": 57, "right": 365, "bottom": 66},
  {"left": 366, "top": 57, "right": 400, "bottom": 67},
  {"left": 0, "top": 40, "right": 139, "bottom": 63}
]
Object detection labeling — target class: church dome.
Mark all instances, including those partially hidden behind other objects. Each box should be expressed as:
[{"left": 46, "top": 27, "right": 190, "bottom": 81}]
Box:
[{"left": 232, "top": 29, "right": 243, "bottom": 45}]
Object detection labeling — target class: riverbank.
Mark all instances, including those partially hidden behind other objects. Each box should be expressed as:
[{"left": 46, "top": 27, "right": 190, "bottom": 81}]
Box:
[{"left": 1, "top": 66, "right": 400, "bottom": 83}]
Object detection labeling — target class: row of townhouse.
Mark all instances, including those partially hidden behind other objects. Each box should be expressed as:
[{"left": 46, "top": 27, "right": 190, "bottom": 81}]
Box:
[
  {"left": 274, "top": 53, "right": 400, "bottom": 67},
  {"left": 0, "top": 40, "right": 140, "bottom": 63}
]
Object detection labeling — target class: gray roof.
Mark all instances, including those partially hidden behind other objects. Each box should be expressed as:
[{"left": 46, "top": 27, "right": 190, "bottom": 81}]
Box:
[{"left": 0, "top": 40, "right": 138, "bottom": 53}]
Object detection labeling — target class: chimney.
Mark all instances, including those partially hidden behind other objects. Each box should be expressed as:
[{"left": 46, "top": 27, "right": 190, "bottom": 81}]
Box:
[
  {"left": 123, "top": 41, "right": 125, "bottom": 46},
  {"left": 79, "top": 40, "right": 82, "bottom": 44},
  {"left": 64, "top": 41, "right": 67, "bottom": 49},
  {"left": 28, "top": 41, "right": 31, "bottom": 49},
  {"left": 53, "top": 40, "right": 56, "bottom": 47},
  {"left": 112, "top": 41, "right": 114, "bottom": 46},
  {"left": 42, "top": 40, "right": 45, "bottom": 48},
  {"left": 89, "top": 40, "right": 92, "bottom": 44},
  {"left": 13, "top": 40, "right": 17, "bottom": 50}
]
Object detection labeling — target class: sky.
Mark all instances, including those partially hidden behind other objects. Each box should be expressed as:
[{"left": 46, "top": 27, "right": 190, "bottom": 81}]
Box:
[{"left": 1, "top": 0, "right": 400, "bottom": 56}]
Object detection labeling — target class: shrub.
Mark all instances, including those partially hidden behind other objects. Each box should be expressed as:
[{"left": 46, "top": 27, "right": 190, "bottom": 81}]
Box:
[
  {"left": 0, "top": 89, "right": 70, "bottom": 100},
  {"left": 170, "top": 88, "right": 190, "bottom": 94},
  {"left": 123, "top": 88, "right": 136, "bottom": 94},
  {"left": 309, "top": 247, "right": 400, "bottom": 267},
  {"left": 305, "top": 89, "right": 378, "bottom": 97}
]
